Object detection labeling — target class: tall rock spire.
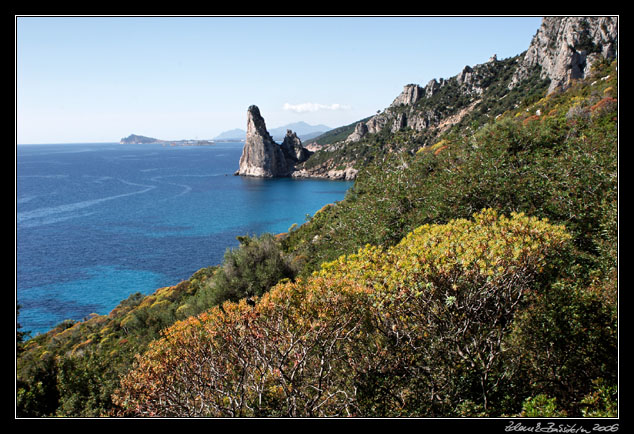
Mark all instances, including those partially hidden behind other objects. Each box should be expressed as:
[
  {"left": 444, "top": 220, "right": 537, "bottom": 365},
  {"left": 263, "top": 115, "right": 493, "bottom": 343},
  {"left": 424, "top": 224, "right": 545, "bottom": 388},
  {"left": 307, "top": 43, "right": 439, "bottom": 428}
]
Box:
[{"left": 236, "top": 106, "right": 311, "bottom": 177}]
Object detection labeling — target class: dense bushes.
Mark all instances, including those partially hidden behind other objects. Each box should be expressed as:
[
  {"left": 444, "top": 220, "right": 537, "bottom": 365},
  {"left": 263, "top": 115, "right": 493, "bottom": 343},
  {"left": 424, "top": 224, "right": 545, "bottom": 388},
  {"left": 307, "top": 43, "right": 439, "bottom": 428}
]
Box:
[{"left": 112, "top": 210, "right": 580, "bottom": 417}]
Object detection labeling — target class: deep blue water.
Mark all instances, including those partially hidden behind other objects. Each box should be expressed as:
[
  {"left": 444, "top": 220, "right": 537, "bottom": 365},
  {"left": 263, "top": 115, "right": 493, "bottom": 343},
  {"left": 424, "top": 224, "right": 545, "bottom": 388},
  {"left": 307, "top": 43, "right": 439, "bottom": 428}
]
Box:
[{"left": 16, "top": 142, "right": 352, "bottom": 336}]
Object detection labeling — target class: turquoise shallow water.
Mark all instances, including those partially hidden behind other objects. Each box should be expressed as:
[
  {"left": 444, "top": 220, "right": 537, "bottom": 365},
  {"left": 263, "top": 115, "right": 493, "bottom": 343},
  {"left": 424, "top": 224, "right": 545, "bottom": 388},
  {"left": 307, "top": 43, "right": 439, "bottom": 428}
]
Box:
[{"left": 16, "top": 142, "right": 352, "bottom": 336}]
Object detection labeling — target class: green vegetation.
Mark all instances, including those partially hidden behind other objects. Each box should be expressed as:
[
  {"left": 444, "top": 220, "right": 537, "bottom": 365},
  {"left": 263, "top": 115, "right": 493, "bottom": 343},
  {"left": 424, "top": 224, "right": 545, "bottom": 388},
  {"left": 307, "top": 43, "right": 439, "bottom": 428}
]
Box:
[
  {"left": 304, "top": 116, "right": 373, "bottom": 147},
  {"left": 184, "top": 233, "right": 299, "bottom": 314},
  {"left": 284, "top": 59, "right": 616, "bottom": 278},
  {"left": 16, "top": 58, "right": 617, "bottom": 418}
]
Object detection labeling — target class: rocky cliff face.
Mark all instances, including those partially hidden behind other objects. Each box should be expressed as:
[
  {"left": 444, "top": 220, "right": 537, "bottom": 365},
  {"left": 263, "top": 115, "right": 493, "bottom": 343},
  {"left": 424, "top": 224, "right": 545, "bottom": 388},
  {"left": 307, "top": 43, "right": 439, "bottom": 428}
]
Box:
[
  {"left": 345, "top": 17, "right": 617, "bottom": 144},
  {"left": 510, "top": 16, "right": 618, "bottom": 94},
  {"left": 236, "top": 106, "right": 311, "bottom": 177},
  {"left": 345, "top": 56, "right": 496, "bottom": 143}
]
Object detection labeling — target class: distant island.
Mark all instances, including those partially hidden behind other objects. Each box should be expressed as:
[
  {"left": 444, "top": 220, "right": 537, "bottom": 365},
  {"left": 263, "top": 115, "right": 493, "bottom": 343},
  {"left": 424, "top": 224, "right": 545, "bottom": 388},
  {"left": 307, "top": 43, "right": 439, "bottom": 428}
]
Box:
[{"left": 119, "top": 134, "right": 215, "bottom": 146}]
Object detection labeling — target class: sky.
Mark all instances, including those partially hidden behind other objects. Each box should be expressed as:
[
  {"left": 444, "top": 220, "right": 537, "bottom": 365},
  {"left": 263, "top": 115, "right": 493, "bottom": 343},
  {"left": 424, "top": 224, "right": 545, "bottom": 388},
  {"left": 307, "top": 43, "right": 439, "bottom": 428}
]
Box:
[{"left": 16, "top": 16, "right": 544, "bottom": 144}]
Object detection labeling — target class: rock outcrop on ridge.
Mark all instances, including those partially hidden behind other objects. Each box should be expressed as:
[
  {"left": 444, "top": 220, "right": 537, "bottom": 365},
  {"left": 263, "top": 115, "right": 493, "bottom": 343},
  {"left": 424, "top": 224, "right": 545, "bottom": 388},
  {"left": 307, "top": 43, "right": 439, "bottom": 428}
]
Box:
[
  {"left": 236, "top": 106, "right": 311, "bottom": 177},
  {"left": 343, "top": 55, "right": 502, "bottom": 144},
  {"left": 345, "top": 16, "right": 618, "bottom": 144},
  {"left": 510, "top": 16, "right": 618, "bottom": 94}
]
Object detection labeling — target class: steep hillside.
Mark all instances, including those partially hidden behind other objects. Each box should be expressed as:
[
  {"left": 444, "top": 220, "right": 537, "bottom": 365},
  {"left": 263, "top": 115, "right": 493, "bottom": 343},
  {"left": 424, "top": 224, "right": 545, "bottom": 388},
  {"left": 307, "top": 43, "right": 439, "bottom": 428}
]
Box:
[
  {"left": 121, "top": 57, "right": 613, "bottom": 418},
  {"left": 283, "top": 57, "right": 617, "bottom": 277}
]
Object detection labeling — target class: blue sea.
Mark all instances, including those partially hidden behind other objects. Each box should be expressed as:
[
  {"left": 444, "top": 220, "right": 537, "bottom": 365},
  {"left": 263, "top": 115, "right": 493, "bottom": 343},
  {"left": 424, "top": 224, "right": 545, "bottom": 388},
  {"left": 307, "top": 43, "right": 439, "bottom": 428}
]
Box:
[{"left": 16, "top": 142, "right": 352, "bottom": 336}]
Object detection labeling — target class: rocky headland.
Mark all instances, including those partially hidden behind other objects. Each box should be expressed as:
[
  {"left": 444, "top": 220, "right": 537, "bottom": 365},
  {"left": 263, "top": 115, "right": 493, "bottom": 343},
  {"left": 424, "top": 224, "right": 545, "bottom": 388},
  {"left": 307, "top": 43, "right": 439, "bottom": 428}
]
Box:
[{"left": 237, "top": 17, "right": 617, "bottom": 182}]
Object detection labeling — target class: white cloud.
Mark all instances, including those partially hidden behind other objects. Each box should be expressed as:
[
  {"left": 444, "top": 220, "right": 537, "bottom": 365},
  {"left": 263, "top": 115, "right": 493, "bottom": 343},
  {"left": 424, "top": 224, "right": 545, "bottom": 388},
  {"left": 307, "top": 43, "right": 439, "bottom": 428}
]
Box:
[{"left": 283, "top": 102, "right": 352, "bottom": 113}]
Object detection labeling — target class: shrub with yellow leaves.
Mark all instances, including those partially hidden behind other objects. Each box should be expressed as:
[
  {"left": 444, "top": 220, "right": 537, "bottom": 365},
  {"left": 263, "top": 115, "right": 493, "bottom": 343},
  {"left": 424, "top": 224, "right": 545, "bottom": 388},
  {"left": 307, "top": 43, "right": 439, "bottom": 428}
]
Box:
[{"left": 113, "top": 210, "right": 571, "bottom": 417}]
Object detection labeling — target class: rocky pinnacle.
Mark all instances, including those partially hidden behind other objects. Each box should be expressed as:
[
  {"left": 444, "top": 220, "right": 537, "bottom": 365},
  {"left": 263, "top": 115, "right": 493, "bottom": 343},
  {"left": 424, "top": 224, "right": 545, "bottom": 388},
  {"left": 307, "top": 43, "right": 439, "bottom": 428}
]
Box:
[{"left": 236, "top": 106, "right": 310, "bottom": 177}]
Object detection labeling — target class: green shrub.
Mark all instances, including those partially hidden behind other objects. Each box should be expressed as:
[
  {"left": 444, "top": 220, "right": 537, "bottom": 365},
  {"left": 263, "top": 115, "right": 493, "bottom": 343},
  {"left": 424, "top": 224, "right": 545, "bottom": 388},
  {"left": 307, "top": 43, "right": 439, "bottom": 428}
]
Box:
[
  {"left": 190, "top": 233, "right": 298, "bottom": 310},
  {"left": 519, "top": 394, "right": 567, "bottom": 417}
]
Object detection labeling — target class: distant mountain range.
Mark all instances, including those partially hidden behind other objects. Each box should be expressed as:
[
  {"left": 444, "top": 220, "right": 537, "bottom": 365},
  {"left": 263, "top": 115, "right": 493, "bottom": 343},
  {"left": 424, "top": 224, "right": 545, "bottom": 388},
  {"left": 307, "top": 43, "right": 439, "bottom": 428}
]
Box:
[{"left": 214, "top": 121, "right": 332, "bottom": 142}]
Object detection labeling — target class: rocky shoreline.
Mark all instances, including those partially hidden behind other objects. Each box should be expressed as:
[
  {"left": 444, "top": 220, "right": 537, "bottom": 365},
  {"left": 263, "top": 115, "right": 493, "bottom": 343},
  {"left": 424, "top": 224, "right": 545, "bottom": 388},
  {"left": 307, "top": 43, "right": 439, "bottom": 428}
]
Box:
[{"left": 291, "top": 165, "right": 358, "bottom": 181}]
